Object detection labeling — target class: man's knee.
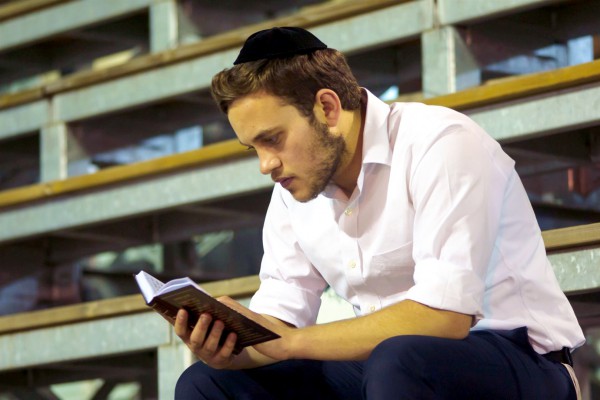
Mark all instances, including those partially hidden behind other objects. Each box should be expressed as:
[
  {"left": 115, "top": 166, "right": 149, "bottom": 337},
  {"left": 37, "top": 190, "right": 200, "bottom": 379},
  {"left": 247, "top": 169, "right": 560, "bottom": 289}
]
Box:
[
  {"left": 175, "top": 362, "right": 238, "bottom": 399},
  {"left": 175, "top": 362, "right": 210, "bottom": 398},
  {"left": 363, "top": 335, "right": 451, "bottom": 399},
  {"left": 366, "top": 335, "right": 430, "bottom": 377},
  {"left": 364, "top": 336, "right": 429, "bottom": 388}
]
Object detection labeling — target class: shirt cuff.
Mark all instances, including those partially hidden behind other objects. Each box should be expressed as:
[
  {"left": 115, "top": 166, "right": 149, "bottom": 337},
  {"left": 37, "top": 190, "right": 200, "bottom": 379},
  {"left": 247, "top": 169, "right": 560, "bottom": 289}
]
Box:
[
  {"left": 404, "top": 258, "right": 484, "bottom": 320},
  {"left": 249, "top": 277, "right": 323, "bottom": 328}
]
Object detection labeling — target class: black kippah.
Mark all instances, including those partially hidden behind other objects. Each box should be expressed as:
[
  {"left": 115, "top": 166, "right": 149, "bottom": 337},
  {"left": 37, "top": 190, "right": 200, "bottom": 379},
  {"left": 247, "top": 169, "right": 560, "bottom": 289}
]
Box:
[{"left": 233, "top": 26, "right": 327, "bottom": 65}]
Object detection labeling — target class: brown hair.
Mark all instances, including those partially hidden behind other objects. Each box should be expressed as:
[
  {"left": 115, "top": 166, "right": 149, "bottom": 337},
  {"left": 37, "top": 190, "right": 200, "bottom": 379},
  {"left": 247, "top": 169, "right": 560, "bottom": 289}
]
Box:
[{"left": 211, "top": 48, "right": 362, "bottom": 118}]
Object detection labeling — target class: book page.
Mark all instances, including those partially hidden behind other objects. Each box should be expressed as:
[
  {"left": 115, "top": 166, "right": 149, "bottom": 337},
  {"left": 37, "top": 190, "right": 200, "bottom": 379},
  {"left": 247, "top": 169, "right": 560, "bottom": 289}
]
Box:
[
  {"left": 135, "top": 270, "right": 210, "bottom": 303},
  {"left": 159, "top": 277, "right": 210, "bottom": 296},
  {"left": 135, "top": 271, "right": 165, "bottom": 303}
]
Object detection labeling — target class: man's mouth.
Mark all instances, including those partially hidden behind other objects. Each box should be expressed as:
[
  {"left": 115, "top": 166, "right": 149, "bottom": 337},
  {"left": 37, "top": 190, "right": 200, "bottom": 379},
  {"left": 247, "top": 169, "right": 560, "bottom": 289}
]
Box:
[{"left": 276, "top": 177, "right": 293, "bottom": 189}]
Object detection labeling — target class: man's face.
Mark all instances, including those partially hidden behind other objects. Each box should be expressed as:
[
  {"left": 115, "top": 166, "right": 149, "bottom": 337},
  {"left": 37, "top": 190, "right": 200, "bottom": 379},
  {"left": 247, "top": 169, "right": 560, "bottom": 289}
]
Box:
[{"left": 228, "top": 92, "right": 346, "bottom": 202}]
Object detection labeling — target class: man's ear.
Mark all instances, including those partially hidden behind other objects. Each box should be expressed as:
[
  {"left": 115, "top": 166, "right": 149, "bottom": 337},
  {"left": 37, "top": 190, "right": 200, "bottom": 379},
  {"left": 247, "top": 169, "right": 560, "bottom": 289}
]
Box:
[{"left": 314, "top": 89, "right": 342, "bottom": 127}]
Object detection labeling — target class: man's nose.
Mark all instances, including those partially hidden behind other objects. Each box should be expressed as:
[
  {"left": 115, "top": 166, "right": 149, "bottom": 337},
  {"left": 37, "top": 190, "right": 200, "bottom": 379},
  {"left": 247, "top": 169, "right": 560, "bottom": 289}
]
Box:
[{"left": 258, "top": 151, "right": 282, "bottom": 175}]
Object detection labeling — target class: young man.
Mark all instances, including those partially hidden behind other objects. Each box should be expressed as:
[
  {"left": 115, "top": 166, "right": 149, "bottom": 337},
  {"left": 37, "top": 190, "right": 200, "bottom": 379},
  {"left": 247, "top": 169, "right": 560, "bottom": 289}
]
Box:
[{"left": 174, "top": 27, "right": 585, "bottom": 399}]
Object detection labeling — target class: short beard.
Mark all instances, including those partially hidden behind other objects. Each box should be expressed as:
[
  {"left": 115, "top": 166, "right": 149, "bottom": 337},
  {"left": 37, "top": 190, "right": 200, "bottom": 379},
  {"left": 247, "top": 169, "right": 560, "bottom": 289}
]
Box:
[{"left": 302, "top": 119, "right": 347, "bottom": 201}]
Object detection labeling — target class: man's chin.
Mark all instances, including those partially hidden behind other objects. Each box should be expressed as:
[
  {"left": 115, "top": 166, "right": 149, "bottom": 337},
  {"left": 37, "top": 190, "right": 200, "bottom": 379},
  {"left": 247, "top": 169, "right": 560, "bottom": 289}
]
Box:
[
  {"left": 291, "top": 193, "right": 314, "bottom": 203},
  {"left": 288, "top": 188, "right": 318, "bottom": 203}
]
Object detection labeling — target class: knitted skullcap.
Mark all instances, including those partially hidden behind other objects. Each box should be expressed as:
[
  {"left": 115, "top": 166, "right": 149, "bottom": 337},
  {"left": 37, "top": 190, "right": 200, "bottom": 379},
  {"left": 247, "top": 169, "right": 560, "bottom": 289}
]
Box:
[{"left": 233, "top": 26, "right": 327, "bottom": 65}]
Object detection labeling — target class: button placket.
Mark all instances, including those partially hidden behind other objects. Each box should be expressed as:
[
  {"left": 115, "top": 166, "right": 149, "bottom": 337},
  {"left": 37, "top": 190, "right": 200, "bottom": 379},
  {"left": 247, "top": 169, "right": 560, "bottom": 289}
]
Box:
[{"left": 339, "top": 201, "right": 361, "bottom": 287}]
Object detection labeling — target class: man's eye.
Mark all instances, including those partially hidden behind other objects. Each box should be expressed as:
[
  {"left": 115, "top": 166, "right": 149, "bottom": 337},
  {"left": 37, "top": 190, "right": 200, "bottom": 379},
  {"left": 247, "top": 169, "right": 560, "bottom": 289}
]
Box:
[{"left": 264, "top": 136, "right": 279, "bottom": 145}]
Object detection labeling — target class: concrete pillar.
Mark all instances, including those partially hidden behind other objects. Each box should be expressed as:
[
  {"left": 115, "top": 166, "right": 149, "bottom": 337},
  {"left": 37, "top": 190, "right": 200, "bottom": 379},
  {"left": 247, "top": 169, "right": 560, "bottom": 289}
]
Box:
[
  {"left": 157, "top": 337, "right": 194, "bottom": 399},
  {"left": 40, "top": 122, "right": 69, "bottom": 182},
  {"left": 150, "top": 0, "right": 179, "bottom": 52},
  {"left": 421, "top": 26, "right": 480, "bottom": 98}
]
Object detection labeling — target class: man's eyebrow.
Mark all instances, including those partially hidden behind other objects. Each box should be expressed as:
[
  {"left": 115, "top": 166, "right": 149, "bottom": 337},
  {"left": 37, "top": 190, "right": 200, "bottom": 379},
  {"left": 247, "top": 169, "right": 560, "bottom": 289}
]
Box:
[{"left": 239, "top": 128, "right": 279, "bottom": 147}]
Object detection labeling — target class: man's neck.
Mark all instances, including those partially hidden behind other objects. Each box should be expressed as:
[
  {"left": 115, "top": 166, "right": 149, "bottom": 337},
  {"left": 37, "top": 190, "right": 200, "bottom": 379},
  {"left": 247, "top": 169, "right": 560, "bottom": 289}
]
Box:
[{"left": 332, "top": 98, "right": 366, "bottom": 198}]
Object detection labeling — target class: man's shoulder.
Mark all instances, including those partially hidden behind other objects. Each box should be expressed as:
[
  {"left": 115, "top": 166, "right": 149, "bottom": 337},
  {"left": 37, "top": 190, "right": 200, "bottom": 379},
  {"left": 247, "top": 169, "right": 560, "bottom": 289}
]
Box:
[
  {"left": 388, "top": 101, "right": 483, "bottom": 145},
  {"left": 390, "top": 101, "right": 472, "bottom": 127}
]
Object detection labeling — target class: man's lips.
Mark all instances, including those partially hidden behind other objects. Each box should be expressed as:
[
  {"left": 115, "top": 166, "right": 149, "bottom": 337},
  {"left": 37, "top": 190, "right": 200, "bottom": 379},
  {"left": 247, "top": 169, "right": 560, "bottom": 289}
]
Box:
[{"left": 276, "top": 177, "right": 293, "bottom": 189}]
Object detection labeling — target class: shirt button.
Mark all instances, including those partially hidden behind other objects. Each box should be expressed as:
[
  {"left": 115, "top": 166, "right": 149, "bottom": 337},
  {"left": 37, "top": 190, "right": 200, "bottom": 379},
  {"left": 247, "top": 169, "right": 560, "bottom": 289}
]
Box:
[
  {"left": 369, "top": 305, "right": 376, "bottom": 313},
  {"left": 348, "top": 260, "right": 356, "bottom": 269},
  {"left": 344, "top": 208, "right": 353, "bottom": 216}
]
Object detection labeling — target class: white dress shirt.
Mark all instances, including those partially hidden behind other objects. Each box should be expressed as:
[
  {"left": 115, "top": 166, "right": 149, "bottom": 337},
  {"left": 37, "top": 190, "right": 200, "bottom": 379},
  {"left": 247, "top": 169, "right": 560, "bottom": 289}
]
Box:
[{"left": 249, "top": 89, "right": 585, "bottom": 354}]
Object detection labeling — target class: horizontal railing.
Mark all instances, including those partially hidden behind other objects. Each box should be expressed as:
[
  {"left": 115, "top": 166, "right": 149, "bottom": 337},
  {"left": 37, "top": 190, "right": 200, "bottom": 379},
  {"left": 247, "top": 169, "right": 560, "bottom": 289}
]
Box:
[
  {"left": 0, "top": 0, "right": 404, "bottom": 109},
  {"left": 0, "top": 140, "right": 249, "bottom": 210},
  {"left": 0, "top": 0, "right": 71, "bottom": 22},
  {"left": 542, "top": 222, "right": 600, "bottom": 253},
  {"left": 0, "top": 274, "right": 259, "bottom": 335},
  {"left": 0, "top": 221, "right": 597, "bottom": 335},
  {"left": 424, "top": 59, "right": 600, "bottom": 111},
  {"left": 1, "top": 58, "right": 599, "bottom": 210}
]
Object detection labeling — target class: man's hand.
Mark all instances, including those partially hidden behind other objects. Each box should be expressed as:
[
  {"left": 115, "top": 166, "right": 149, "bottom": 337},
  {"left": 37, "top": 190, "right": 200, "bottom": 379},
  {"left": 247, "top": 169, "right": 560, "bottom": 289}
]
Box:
[
  {"left": 173, "top": 296, "right": 293, "bottom": 369},
  {"left": 174, "top": 308, "right": 238, "bottom": 369},
  {"left": 218, "top": 296, "right": 297, "bottom": 361}
]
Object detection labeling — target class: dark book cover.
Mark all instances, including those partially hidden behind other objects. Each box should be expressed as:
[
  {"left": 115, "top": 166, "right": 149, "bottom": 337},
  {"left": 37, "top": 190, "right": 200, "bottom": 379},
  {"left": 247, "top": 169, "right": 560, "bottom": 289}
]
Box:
[{"left": 137, "top": 273, "right": 280, "bottom": 355}]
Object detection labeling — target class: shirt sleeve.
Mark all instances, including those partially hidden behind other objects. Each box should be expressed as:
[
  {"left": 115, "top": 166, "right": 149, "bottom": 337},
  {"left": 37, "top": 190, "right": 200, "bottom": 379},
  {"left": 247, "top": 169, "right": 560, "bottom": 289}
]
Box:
[
  {"left": 249, "top": 186, "right": 328, "bottom": 327},
  {"left": 404, "top": 117, "right": 514, "bottom": 320}
]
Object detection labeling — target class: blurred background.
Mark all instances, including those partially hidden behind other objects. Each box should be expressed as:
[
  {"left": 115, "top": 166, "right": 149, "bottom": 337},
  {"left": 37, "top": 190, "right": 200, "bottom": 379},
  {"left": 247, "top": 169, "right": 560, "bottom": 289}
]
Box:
[{"left": 0, "top": 0, "right": 599, "bottom": 398}]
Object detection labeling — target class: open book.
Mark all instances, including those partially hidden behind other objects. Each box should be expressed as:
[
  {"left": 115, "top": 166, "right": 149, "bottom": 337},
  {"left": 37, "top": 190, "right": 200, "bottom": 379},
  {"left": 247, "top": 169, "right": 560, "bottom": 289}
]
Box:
[{"left": 134, "top": 270, "right": 280, "bottom": 355}]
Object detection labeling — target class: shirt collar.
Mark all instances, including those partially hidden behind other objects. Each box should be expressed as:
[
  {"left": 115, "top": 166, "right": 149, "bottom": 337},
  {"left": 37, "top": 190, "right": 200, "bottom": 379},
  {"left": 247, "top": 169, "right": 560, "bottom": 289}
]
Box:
[
  {"left": 321, "top": 89, "right": 393, "bottom": 200},
  {"left": 361, "top": 88, "right": 393, "bottom": 167}
]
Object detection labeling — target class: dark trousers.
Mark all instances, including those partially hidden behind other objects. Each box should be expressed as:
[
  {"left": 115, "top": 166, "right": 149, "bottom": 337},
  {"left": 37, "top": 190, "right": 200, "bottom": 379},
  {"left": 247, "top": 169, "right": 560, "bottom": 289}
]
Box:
[{"left": 175, "top": 327, "right": 577, "bottom": 399}]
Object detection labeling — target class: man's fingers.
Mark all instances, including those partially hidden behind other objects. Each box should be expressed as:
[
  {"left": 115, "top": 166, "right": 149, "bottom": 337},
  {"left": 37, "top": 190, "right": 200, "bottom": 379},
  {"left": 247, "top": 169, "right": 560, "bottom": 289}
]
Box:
[
  {"left": 202, "top": 319, "right": 225, "bottom": 353},
  {"left": 174, "top": 309, "right": 190, "bottom": 338},
  {"left": 221, "top": 332, "right": 238, "bottom": 355},
  {"left": 205, "top": 332, "right": 237, "bottom": 369},
  {"left": 188, "top": 313, "right": 211, "bottom": 350},
  {"left": 172, "top": 308, "right": 239, "bottom": 369}
]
